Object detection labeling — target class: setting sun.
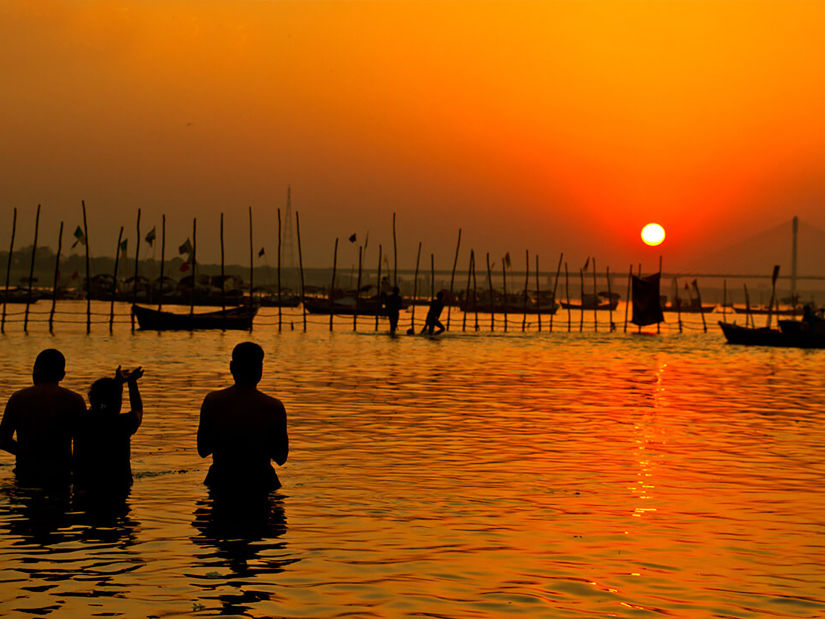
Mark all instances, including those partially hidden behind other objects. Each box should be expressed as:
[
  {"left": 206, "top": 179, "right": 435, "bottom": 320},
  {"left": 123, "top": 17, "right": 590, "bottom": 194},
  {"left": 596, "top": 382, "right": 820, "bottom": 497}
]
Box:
[{"left": 641, "top": 223, "right": 665, "bottom": 246}]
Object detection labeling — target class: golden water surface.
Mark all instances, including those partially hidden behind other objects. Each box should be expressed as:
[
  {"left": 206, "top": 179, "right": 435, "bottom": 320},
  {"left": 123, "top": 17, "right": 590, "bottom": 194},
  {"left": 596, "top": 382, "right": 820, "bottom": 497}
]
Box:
[{"left": 0, "top": 303, "right": 823, "bottom": 617}]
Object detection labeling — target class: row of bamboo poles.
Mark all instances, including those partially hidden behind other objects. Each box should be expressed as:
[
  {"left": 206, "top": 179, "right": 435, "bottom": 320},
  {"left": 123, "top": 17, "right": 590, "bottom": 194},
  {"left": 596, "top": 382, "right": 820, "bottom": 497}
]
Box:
[{"left": 3, "top": 203, "right": 723, "bottom": 335}]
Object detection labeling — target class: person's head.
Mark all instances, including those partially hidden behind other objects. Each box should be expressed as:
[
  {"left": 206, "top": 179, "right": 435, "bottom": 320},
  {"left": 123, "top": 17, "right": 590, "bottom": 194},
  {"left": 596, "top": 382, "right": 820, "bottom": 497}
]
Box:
[
  {"left": 88, "top": 378, "right": 123, "bottom": 416},
  {"left": 230, "top": 342, "right": 264, "bottom": 386},
  {"left": 32, "top": 349, "right": 66, "bottom": 385},
  {"left": 392, "top": 286, "right": 399, "bottom": 295},
  {"left": 436, "top": 290, "right": 444, "bottom": 301}
]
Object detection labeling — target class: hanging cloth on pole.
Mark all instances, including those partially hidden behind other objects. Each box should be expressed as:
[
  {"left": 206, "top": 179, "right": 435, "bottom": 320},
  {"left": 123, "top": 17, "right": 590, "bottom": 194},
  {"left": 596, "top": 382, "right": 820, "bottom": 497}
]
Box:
[{"left": 631, "top": 273, "right": 664, "bottom": 326}]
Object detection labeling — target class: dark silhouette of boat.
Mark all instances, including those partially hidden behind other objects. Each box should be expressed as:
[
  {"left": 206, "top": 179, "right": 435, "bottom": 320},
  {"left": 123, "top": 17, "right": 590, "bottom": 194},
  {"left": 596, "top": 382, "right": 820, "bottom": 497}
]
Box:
[
  {"left": 132, "top": 304, "right": 257, "bottom": 330},
  {"left": 560, "top": 292, "right": 619, "bottom": 311},
  {"left": 303, "top": 296, "right": 387, "bottom": 316},
  {"left": 719, "top": 319, "right": 825, "bottom": 348},
  {"left": 662, "top": 299, "right": 716, "bottom": 313},
  {"left": 731, "top": 305, "right": 800, "bottom": 316}
]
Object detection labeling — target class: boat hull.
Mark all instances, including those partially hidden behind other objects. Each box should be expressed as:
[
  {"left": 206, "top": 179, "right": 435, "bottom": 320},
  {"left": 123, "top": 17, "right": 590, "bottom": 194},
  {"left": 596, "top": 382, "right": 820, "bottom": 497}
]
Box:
[
  {"left": 132, "top": 304, "right": 257, "bottom": 331},
  {"left": 719, "top": 320, "right": 825, "bottom": 348}
]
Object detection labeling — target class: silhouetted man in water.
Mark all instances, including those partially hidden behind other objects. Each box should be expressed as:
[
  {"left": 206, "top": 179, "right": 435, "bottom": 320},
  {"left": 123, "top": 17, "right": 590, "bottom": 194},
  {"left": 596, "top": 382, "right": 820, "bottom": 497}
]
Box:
[
  {"left": 384, "top": 286, "right": 403, "bottom": 334},
  {"left": 0, "top": 349, "right": 85, "bottom": 488},
  {"left": 197, "top": 342, "right": 288, "bottom": 496},
  {"left": 421, "top": 290, "right": 446, "bottom": 335}
]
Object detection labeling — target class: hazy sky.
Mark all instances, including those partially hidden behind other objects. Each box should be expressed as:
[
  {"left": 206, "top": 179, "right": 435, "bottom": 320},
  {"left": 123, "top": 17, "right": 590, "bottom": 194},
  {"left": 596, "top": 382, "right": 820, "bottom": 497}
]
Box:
[{"left": 2, "top": 0, "right": 824, "bottom": 271}]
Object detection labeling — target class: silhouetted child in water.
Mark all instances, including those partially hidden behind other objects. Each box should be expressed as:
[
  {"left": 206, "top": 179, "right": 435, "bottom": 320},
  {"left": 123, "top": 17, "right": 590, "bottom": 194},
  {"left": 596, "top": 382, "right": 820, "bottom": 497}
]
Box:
[{"left": 74, "top": 367, "right": 143, "bottom": 497}]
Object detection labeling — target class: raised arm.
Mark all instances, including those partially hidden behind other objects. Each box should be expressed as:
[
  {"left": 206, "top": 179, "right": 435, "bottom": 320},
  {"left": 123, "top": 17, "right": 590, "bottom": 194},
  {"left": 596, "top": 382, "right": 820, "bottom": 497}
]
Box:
[{"left": 126, "top": 367, "right": 144, "bottom": 429}]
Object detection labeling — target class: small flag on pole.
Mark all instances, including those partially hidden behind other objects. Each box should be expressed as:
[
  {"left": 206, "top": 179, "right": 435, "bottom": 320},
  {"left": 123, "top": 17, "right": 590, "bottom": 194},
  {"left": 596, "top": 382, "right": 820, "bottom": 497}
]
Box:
[
  {"left": 178, "top": 238, "right": 193, "bottom": 255},
  {"left": 119, "top": 239, "right": 128, "bottom": 260},
  {"left": 258, "top": 247, "right": 265, "bottom": 258},
  {"left": 348, "top": 233, "right": 357, "bottom": 243},
  {"left": 583, "top": 256, "right": 590, "bottom": 270},
  {"left": 180, "top": 257, "right": 191, "bottom": 272},
  {"left": 145, "top": 227, "right": 156, "bottom": 246},
  {"left": 504, "top": 252, "right": 511, "bottom": 268},
  {"left": 71, "top": 225, "right": 86, "bottom": 248}
]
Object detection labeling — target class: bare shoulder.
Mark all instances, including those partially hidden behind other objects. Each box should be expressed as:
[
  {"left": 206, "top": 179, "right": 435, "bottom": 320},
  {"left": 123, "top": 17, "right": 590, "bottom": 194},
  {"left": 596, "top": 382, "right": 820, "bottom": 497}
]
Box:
[
  {"left": 58, "top": 386, "right": 86, "bottom": 408},
  {"left": 258, "top": 391, "right": 286, "bottom": 414}
]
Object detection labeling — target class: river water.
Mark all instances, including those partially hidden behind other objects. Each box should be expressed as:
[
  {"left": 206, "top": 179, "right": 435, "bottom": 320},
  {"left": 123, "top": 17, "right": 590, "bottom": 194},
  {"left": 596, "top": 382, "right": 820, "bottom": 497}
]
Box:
[{"left": 0, "top": 302, "right": 823, "bottom": 617}]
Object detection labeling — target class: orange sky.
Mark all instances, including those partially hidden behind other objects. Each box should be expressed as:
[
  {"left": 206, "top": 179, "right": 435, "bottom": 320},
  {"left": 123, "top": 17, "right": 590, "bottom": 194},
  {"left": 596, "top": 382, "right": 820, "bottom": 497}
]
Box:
[{"left": 1, "top": 0, "right": 824, "bottom": 270}]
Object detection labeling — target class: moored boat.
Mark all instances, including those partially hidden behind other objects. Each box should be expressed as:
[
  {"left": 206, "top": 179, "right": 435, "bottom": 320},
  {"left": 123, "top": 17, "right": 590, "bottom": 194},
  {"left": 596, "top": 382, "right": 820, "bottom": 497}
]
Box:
[{"left": 132, "top": 304, "right": 257, "bottom": 331}]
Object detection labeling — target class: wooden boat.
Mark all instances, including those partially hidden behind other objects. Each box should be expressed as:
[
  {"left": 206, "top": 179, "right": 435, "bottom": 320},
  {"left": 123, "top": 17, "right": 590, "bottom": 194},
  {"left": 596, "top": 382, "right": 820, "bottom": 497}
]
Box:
[
  {"left": 662, "top": 300, "right": 716, "bottom": 313},
  {"left": 731, "top": 306, "right": 800, "bottom": 316},
  {"left": 560, "top": 292, "right": 619, "bottom": 311},
  {"left": 131, "top": 304, "right": 257, "bottom": 331},
  {"left": 460, "top": 300, "right": 559, "bottom": 314},
  {"left": 303, "top": 296, "right": 386, "bottom": 316},
  {"left": 719, "top": 320, "right": 825, "bottom": 348},
  {"left": 718, "top": 321, "right": 786, "bottom": 346}
]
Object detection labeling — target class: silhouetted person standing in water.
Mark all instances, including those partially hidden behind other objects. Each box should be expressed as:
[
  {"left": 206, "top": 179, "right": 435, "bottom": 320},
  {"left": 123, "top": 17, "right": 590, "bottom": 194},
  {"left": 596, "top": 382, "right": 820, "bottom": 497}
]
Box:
[
  {"left": 0, "top": 349, "right": 85, "bottom": 488},
  {"left": 384, "top": 286, "right": 403, "bottom": 334},
  {"left": 197, "top": 342, "right": 288, "bottom": 496},
  {"left": 74, "top": 366, "right": 144, "bottom": 498},
  {"left": 421, "top": 290, "right": 446, "bottom": 335}
]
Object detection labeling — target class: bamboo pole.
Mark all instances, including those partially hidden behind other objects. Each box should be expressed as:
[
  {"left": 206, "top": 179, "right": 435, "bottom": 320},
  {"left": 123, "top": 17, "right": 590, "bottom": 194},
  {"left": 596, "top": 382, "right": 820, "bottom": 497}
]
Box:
[
  {"left": 578, "top": 268, "right": 584, "bottom": 332},
  {"left": 82, "top": 201, "right": 91, "bottom": 334},
  {"left": 501, "top": 257, "right": 507, "bottom": 333},
  {"left": 522, "top": 250, "right": 529, "bottom": 332},
  {"left": 486, "top": 252, "right": 495, "bottom": 331},
  {"left": 190, "top": 218, "right": 197, "bottom": 319},
  {"left": 109, "top": 226, "right": 124, "bottom": 333},
  {"left": 606, "top": 266, "right": 613, "bottom": 332},
  {"left": 131, "top": 208, "right": 141, "bottom": 332},
  {"left": 248, "top": 206, "right": 254, "bottom": 316},
  {"left": 220, "top": 213, "right": 226, "bottom": 328},
  {"left": 462, "top": 249, "right": 472, "bottom": 332},
  {"left": 430, "top": 253, "right": 435, "bottom": 300},
  {"left": 410, "top": 241, "right": 421, "bottom": 333},
  {"left": 277, "top": 208, "right": 282, "bottom": 332},
  {"left": 657, "top": 256, "right": 662, "bottom": 335},
  {"left": 158, "top": 214, "right": 166, "bottom": 312},
  {"left": 549, "top": 253, "right": 563, "bottom": 333},
  {"left": 49, "top": 221, "right": 63, "bottom": 334},
  {"left": 471, "top": 250, "right": 479, "bottom": 331},
  {"left": 693, "top": 279, "right": 708, "bottom": 333},
  {"left": 23, "top": 204, "right": 40, "bottom": 334},
  {"left": 375, "top": 244, "right": 382, "bottom": 331},
  {"left": 446, "top": 228, "right": 461, "bottom": 331},
  {"left": 722, "top": 279, "right": 727, "bottom": 322},
  {"left": 329, "top": 237, "right": 339, "bottom": 331},
  {"left": 354, "top": 245, "right": 363, "bottom": 331},
  {"left": 1, "top": 207, "right": 16, "bottom": 334},
  {"left": 392, "top": 212, "right": 398, "bottom": 287},
  {"left": 675, "top": 277, "right": 682, "bottom": 333},
  {"left": 296, "top": 211, "right": 307, "bottom": 332},
  {"left": 766, "top": 268, "right": 778, "bottom": 329},
  {"left": 535, "top": 254, "right": 541, "bottom": 332},
  {"left": 592, "top": 258, "right": 598, "bottom": 332},
  {"left": 744, "top": 284, "right": 752, "bottom": 328},
  {"left": 565, "top": 262, "right": 571, "bottom": 332},
  {"left": 624, "top": 265, "right": 632, "bottom": 333}
]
